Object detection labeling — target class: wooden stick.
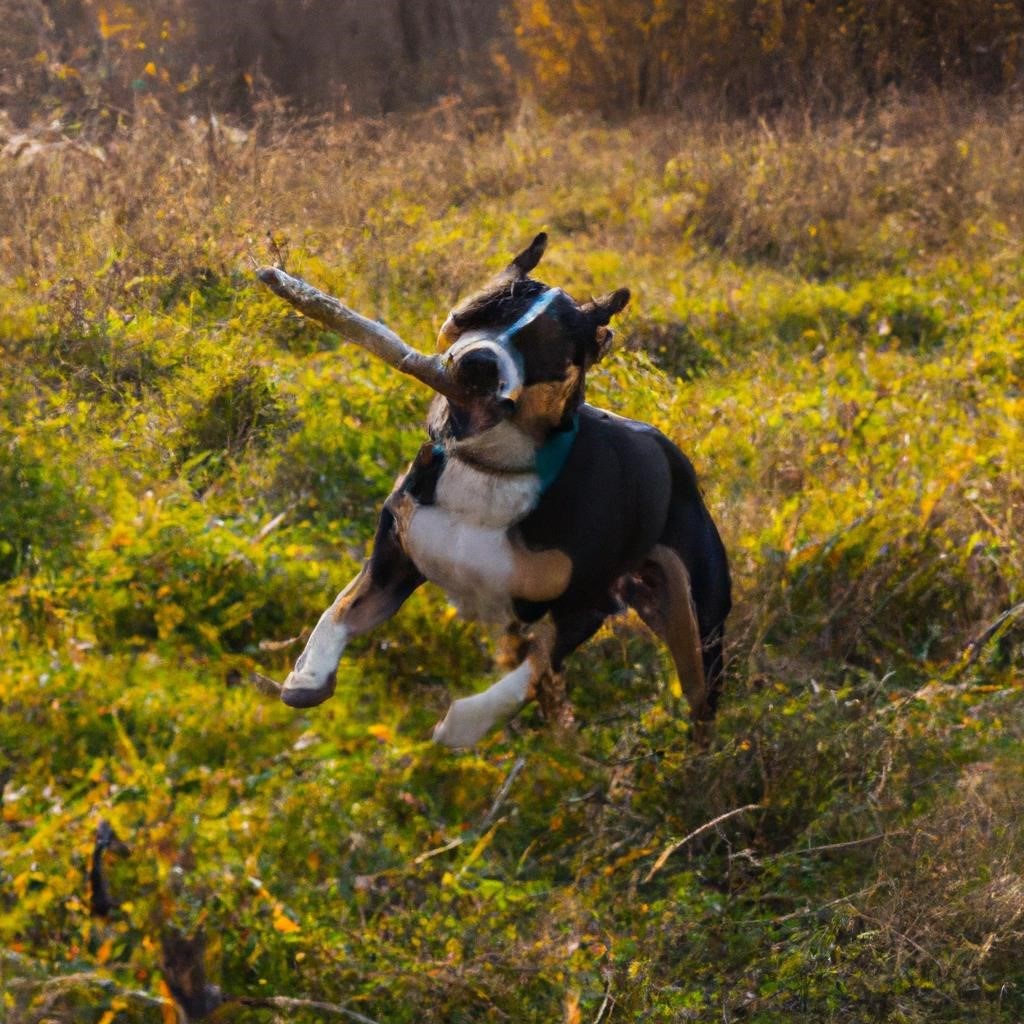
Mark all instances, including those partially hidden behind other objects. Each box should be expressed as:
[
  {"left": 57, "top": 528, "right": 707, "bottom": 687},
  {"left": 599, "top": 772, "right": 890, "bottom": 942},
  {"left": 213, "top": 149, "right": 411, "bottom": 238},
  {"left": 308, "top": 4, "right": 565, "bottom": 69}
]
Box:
[{"left": 257, "top": 267, "right": 469, "bottom": 403}]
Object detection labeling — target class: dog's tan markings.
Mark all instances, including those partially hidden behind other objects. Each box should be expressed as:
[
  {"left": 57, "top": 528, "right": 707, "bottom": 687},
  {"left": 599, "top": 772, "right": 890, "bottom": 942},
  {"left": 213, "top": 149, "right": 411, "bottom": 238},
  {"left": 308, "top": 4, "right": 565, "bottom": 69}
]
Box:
[
  {"left": 631, "top": 545, "right": 709, "bottom": 721},
  {"left": 508, "top": 537, "right": 572, "bottom": 602},
  {"left": 437, "top": 313, "right": 460, "bottom": 351},
  {"left": 434, "top": 623, "right": 555, "bottom": 748},
  {"left": 496, "top": 620, "right": 529, "bottom": 669},
  {"left": 513, "top": 366, "right": 582, "bottom": 440},
  {"left": 327, "top": 564, "right": 395, "bottom": 633}
]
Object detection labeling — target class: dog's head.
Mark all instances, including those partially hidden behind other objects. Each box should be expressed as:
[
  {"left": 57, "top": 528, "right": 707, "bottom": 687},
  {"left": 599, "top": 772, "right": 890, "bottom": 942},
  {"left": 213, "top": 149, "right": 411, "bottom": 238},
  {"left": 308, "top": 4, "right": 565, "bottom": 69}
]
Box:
[{"left": 429, "top": 233, "right": 629, "bottom": 445}]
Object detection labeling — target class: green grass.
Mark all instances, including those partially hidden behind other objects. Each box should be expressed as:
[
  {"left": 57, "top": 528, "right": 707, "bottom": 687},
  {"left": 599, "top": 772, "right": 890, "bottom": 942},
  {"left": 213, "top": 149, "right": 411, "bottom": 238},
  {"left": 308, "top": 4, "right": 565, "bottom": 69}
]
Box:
[{"left": 1, "top": 100, "right": 1023, "bottom": 1022}]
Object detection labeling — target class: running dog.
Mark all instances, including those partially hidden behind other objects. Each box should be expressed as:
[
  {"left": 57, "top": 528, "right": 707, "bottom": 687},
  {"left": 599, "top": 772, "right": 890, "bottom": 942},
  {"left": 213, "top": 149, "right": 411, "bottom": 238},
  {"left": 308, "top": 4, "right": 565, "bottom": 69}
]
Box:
[{"left": 267, "top": 233, "right": 731, "bottom": 747}]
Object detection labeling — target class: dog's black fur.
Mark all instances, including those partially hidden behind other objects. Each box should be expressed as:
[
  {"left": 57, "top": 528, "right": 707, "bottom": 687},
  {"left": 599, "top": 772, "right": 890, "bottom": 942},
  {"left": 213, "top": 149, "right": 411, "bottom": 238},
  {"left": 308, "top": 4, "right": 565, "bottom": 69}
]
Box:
[{"left": 281, "top": 233, "right": 731, "bottom": 745}]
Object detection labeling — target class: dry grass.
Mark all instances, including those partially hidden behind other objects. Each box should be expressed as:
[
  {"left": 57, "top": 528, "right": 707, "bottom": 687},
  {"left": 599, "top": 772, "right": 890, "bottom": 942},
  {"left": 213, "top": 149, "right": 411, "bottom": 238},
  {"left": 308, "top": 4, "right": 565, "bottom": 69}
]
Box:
[
  {"left": 3, "top": 94, "right": 1024, "bottom": 289},
  {"left": 858, "top": 756, "right": 1024, "bottom": 1013}
]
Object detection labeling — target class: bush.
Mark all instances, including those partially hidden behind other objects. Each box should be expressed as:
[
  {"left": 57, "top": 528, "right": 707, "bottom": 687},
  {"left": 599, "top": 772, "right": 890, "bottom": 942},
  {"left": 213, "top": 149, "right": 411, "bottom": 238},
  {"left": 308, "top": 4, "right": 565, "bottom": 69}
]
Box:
[
  {"left": 70, "top": 491, "right": 315, "bottom": 654},
  {"left": 513, "top": 0, "right": 1024, "bottom": 115},
  {"left": 0, "top": 425, "right": 87, "bottom": 582}
]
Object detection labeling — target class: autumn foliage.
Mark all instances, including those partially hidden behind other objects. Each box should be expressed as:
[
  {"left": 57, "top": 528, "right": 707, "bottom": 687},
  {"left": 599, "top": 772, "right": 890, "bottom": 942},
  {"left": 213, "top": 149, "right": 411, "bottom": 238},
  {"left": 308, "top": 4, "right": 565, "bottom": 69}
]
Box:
[{"left": 513, "top": 0, "right": 1024, "bottom": 113}]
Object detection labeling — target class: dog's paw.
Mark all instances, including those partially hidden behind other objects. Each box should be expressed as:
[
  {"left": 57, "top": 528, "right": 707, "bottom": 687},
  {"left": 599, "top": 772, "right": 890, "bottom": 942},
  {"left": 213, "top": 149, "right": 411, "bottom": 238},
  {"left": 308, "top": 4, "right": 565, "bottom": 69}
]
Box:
[
  {"left": 432, "top": 697, "right": 492, "bottom": 749},
  {"left": 280, "top": 669, "right": 337, "bottom": 709}
]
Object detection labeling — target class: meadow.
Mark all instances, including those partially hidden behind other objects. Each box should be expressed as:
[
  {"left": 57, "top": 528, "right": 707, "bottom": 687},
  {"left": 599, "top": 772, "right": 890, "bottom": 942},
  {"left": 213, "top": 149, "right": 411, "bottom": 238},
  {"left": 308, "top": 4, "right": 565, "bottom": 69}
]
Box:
[{"left": 1, "top": 94, "right": 1023, "bottom": 1022}]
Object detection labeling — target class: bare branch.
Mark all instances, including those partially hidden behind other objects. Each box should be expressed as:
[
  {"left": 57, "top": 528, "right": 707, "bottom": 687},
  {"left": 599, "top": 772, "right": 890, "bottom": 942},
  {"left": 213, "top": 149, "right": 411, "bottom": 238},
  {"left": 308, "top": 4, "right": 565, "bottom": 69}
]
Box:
[
  {"left": 643, "top": 804, "right": 762, "bottom": 883},
  {"left": 235, "top": 994, "right": 383, "bottom": 1023},
  {"left": 7, "top": 971, "right": 185, "bottom": 1022},
  {"left": 480, "top": 755, "right": 527, "bottom": 832},
  {"left": 960, "top": 599, "right": 1024, "bottom": 671},
  {"left": 786, "top": 831, "right": 901, "bottom": 857},
  {"left": 5, "top": 963, "right": 379, "bottom": 1024},
  {"left": 257, "top": 267, "right": 468, "bottom": 402},
  {"left": 251, "top": 510, "right": 288, "bottom": 544},
  {"left": 413, "top": 756, "right": 528, "bottom": 865}
]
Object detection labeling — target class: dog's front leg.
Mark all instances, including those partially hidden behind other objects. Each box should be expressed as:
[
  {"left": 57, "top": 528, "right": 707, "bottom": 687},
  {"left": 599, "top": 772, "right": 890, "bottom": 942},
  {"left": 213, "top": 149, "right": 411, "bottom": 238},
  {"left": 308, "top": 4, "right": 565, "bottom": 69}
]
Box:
[
  {"left": 433, "top": 624, "right": 555, "bottom": 748},
  {"left": 281, "top": 504, "right": 424, "bottom": 708}
]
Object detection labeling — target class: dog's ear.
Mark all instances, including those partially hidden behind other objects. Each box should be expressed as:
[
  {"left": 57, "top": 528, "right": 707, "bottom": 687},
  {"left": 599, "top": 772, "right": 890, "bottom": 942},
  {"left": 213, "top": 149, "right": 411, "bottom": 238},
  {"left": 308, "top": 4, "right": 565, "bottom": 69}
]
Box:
[
  {"left": 503, "top": 232, "right": 548, "bottom": 281},
  {"left": 579, "top": 288, "right": 630, "bottom": 366},
  {"left": 582, "top": 288, "right": 631, "bottom": 325}
]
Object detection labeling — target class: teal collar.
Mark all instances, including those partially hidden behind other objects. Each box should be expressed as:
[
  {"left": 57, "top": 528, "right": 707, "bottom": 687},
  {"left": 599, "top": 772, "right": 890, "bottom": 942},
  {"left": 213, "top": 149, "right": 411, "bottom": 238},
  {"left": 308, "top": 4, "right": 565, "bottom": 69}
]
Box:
[
  {"left": 440, "top": 414, "right": 579, "bottom": 495},
  {"left": 535, "top": 415, "right": 579, "bottom": 494}
]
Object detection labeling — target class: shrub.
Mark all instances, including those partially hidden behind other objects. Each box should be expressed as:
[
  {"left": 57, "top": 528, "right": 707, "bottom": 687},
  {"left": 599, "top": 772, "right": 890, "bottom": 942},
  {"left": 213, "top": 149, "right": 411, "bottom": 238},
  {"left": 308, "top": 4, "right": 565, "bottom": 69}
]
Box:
[
  {"left": 513, "top": 0, "right": 1024, "bottom": 115},
  {"left": 176, "top": 364, "right": 291, "bottom": 487},
  {"left": 71, "top": 491, "right": 316, "bottom": 654},
  {"left": 0, "top": 426, "right": 87, "bottom": 582}
]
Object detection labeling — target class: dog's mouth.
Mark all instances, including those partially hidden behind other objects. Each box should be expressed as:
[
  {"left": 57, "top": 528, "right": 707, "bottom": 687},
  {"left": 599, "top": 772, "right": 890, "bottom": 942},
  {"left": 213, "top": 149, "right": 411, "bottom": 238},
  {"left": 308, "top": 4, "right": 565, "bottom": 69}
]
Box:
[
  {"left": 445, "top": 334, "right": 523, "bottom": 439},
  {"left": 445, "top": 393, "right": 515, "bottom": 440}
]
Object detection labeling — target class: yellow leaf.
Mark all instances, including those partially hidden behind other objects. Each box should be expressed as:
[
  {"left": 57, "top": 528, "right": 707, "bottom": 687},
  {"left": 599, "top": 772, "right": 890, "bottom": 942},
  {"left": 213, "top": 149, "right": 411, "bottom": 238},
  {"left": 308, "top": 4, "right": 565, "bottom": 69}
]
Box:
[
  {"left": 366, "top": 723, "right": 393, "bottom": 743},
  {"left": 144, "top": 61, "right": 157, "bottom": 76},
  {"left": 98, "top": 12, "right": 132, "bottom": 39},
  {"left": 158, "top": 979, "right": 179, "bottom": 1024},
  {"left": 564, "top": 989, "right": 581, "bottom": 1024},
  {"left": 273, "top": 907, "right": 301, "bottom": 933}
]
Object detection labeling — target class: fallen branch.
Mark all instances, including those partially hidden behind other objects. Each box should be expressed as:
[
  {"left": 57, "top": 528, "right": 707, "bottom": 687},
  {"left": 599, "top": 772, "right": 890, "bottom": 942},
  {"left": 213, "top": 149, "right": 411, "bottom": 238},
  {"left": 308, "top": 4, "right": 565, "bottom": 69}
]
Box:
[
  {"left": 6, "top": 969, "right": 381, "bottom": 1024},
  {"left": 643, "top": 804, "right": 762, "bottom": 883},
  {"left": 257, "top": 267, "right": 470, "bottom": 403},
  {"left": 7, "top": 971, "right": 184, "bottom": 1022},
  {"left": 786, "top": 831, "right": 900, "bottom": 857},
  {"left": 413, "top": 756, "right": 527, "bottom": 865},
  {"left": 233, "top": 994, "right": 382, "bottom": 1023},
  {"left": 592, "top": 980, "right": 614, "bottom": 1024},
  {"left": 480, "top": 755, "right": 527, "bottom": 832},
  {"left": 960, "top": 599, "right": 1024, "bottom": 671},
  {"left": 772, "top": 883, "right": 879, "bottom": 924}
]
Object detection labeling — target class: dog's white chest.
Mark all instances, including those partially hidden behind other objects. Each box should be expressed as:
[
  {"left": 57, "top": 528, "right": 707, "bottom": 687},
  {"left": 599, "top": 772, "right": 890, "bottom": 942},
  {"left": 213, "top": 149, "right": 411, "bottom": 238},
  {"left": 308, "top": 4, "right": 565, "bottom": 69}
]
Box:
[{"left": 403, "top": 459, "right": 541, "bottom": 622}]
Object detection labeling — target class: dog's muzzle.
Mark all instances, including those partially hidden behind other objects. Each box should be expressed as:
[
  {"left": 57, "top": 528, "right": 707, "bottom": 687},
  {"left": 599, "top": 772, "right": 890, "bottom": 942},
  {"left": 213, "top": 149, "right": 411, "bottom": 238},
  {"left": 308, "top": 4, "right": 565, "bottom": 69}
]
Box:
[{"left": 446, "top": 335, "right": 523, "bottom": 407}]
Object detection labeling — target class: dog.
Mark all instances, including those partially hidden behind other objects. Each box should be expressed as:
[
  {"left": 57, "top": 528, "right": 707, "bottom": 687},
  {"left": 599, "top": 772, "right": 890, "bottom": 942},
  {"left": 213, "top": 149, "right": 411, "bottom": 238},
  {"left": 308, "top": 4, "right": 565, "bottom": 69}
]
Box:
[{"left": 278, "top": 233, "right": 731, "bottom": 747}]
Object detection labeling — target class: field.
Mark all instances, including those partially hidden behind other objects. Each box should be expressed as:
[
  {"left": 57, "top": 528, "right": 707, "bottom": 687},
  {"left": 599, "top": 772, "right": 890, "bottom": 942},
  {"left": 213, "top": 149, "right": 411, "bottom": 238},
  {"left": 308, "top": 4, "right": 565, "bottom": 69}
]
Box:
[{"left": 2, "top": 95, "right": 1023, "bottom": 1022}]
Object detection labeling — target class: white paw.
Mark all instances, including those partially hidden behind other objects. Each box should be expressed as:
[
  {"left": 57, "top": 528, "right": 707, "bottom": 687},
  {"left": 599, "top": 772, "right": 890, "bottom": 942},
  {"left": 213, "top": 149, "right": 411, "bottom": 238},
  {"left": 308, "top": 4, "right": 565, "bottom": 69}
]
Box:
[
  {"left": 280, "top": 669, "right": 336, "bottom": 708},
  {"left": 432, "top": 660, "right": 534, "bottom": 748},
  {"left": 432, "top": 697, "right": 495, "bottom": 748}
]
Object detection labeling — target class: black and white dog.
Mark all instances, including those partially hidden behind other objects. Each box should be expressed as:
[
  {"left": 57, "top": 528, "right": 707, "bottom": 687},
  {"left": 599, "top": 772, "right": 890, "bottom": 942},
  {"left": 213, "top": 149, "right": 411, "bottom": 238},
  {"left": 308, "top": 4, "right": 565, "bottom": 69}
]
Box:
[{"left": 279, "top": 233, "right": 731, "bottom": 747}]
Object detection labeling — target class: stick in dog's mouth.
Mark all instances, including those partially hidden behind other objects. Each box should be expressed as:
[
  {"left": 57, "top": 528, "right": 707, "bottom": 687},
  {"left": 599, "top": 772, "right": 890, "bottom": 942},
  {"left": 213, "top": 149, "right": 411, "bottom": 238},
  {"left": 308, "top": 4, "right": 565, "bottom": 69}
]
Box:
[{"left": 257, "top": 266, "right": 474, "bottom": 405}]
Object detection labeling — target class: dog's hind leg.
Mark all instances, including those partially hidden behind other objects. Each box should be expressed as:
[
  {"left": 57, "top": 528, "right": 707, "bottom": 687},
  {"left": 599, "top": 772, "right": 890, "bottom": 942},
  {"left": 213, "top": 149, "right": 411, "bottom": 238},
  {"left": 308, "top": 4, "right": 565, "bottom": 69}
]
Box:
[
  {"left": 623, "top": 545, "right": 711, "bottom": 727},
  {"left": 281, "top": 506, "right": 424, "bottom": 709},
  {"left": 433, "top": 624, "right": 555, "bottom": 748}
]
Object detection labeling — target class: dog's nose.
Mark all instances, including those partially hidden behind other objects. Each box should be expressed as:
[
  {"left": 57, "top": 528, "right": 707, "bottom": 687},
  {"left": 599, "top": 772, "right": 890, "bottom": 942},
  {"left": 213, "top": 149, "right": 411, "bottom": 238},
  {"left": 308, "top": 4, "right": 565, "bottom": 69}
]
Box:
[{"left": 453, "top": 346, "right": 501, "bottom": 394}]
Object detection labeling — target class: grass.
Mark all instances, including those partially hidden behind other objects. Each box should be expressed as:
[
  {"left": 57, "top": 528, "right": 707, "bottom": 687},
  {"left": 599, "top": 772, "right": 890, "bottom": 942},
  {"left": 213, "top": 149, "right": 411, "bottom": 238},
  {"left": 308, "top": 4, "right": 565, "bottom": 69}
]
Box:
[{"left": 1, "top": 94, "right": 1023, "bottom": 1022}]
